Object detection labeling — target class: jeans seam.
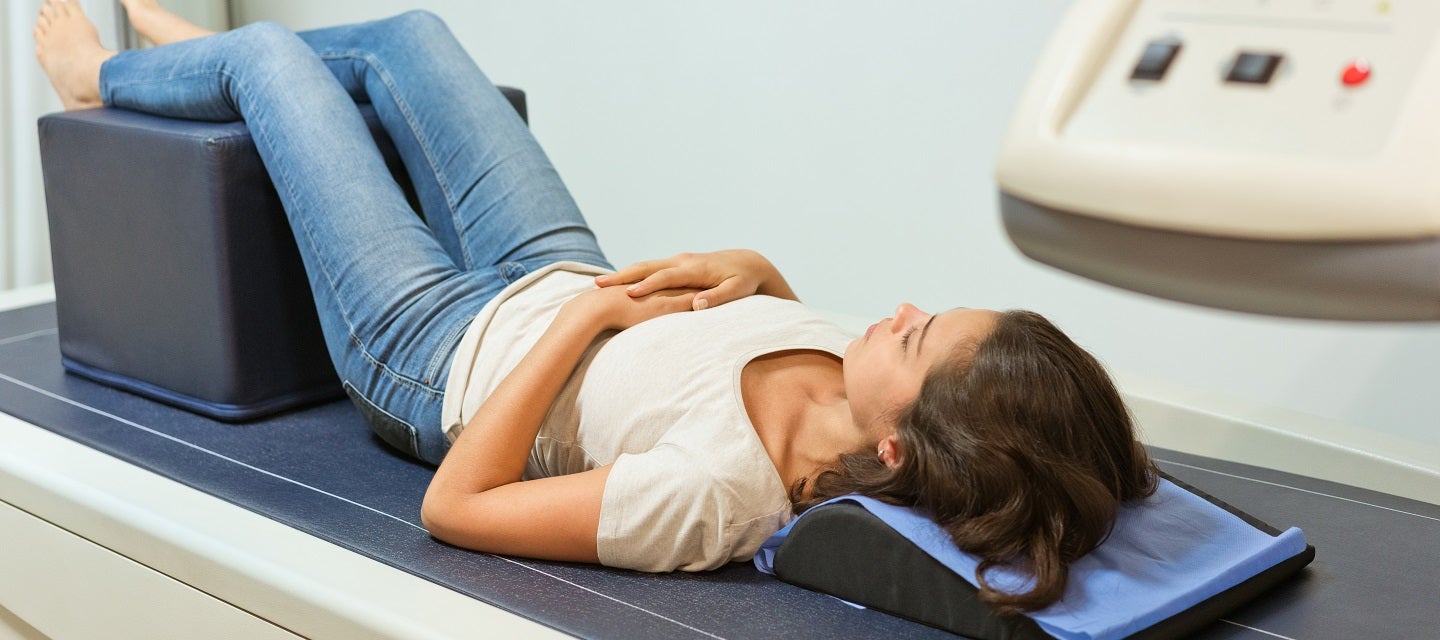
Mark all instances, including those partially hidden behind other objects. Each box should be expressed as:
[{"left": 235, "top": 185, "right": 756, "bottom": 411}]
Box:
[
  {"left": 423, "top": 314, "right": 474, "bottom": 388},
  {"left": 349, "top": 333, "right": 445, "bottom": 396},
  {"left": 102, "top": 67, "right": 241, "bottom": 116},
  {"left": 232, "top": 70, "right": 443, "bottom": 399},
  {"left": 318, "top": 49, "right": 473, "bottom": 270}
]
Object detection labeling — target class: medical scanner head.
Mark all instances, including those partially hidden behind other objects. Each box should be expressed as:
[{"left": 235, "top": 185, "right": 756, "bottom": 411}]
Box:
[{"left": 995, "top": 0, "right": 1440, "bottom": 320}]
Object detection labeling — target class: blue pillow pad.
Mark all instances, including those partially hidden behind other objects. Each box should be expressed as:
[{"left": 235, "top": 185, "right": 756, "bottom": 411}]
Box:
[{"left": 766, "top": 472, "right": 1314, "bottom": 640}]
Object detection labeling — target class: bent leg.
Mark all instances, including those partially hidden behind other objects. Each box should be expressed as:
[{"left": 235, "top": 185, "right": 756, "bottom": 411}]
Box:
[
  {"left": 99, "top": 21, "right": 490, "bottom": 462},
  {"left": 293, "top": 10, "right": 611, "bottom": 274}
]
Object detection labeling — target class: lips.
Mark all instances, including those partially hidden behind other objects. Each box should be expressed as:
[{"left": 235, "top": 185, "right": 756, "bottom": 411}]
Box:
[{"left": 865, "top": 322, "right": 879, "bottom": 338}]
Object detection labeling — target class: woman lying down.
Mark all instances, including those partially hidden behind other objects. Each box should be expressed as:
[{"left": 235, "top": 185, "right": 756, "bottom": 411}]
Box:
[{"left": 34, "top": 0, "right": 1158, "bottom": 613}]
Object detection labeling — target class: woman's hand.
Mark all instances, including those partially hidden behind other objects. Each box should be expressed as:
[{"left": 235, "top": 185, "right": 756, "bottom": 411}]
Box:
[
  {"left": 593, "top": 250, "right": 798, "bottom": 311},
  {"left": 561, "top": 283, "right": 701, "bottom": 332}
]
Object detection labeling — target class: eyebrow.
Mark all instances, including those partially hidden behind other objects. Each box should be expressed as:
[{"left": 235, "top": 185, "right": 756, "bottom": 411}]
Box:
[{"left": 915, "top": 314, "right": 938, "bottom": 357}]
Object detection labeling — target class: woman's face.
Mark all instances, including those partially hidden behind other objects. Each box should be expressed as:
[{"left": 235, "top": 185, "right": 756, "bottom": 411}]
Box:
[{"left": 843, "top": 303, "right": 999, "bottom": 434}]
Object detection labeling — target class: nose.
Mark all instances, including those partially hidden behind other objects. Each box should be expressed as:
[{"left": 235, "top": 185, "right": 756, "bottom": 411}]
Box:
[{"left": 892, "top": 302, "right": 929, "bottom": 330}]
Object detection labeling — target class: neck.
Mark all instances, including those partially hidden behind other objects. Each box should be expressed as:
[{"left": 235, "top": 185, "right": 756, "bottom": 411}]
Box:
[{"left": 741, "top": 351, "right": 869, "bottom": 495}]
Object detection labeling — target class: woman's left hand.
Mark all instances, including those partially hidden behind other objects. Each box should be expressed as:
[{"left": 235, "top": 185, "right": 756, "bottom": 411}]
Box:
[{"left": 594, "top": 250, "right": 797, "bottom": 311}]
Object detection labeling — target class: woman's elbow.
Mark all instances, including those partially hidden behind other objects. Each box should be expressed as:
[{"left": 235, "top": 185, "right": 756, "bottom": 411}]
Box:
[
  {"left": 421, "top": 490, "right": 489, "bottom": 548},
  {"left": 419, "top": 491, "right": 450, "bottom": 537}
]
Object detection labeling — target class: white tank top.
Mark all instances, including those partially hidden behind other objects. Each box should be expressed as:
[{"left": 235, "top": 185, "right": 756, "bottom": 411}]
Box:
[{"left": 441, "top": 262, "right": 855, "bottom": 571}]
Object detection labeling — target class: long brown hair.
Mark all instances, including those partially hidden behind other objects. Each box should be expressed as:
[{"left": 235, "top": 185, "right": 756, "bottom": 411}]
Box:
[{"left": 793, "top": 310, "right": 1157, "bottom": 614}]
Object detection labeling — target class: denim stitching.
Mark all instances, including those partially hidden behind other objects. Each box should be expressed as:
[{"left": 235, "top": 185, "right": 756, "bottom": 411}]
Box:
[
  {"left": 343, "top": 380, "right": 419, "bottom": 454},
  {"left": 102, "top": 67, "right": 240, "bottom": 118},
  {"left": 422, "top": 313, "right": 474, "bottom": 387},
  {"left": 364, "top": 50, "right": 472, "bottom": 270},
  {"left": 317, "top": 49, "right": 472, "bottom": 270}
]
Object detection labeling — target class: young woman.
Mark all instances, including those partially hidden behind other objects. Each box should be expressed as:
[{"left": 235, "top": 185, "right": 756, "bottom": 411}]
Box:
[{"left": 35, "top": 0, "right": 1157, "bottom": 612}]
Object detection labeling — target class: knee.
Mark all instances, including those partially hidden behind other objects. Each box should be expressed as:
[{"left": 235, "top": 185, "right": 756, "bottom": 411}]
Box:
[
  {"left": 219, "top": 21, "right": 326, "bottom": 82},
  {"left": 376, "top": 10, "right": 453, "bottom": 45},
  {"left": 231, "top": 20, "right": 302, "bottom": 48},
  {"left": 226, "top": 21, "right": 311, "bottom": 63},
  {"left": 394, "top": 9, "right": 449, "bottom": 33}
]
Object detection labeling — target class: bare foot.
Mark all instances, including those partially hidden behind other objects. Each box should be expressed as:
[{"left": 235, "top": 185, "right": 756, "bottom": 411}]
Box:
[
  {"left": 119, "top": 0, "right": 215, "bottom": 46},
  {"left": 33, "top": 0, "right": 115, "bottom": 111}
]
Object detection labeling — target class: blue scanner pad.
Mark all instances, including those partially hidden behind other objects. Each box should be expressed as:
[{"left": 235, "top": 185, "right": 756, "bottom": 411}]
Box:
[
  {"left": 758, "top": 484, "right": 1311, "bottom": 639},
  {"left": 1, "top": 302, "right": 1437, "bottom": 638}
]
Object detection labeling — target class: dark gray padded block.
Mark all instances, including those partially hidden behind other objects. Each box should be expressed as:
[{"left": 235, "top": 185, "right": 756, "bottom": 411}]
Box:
[
  {"left": 34, "top": 88, "right": 527, "bottom": 421},
  {"left": 39, "top": 108, "right": 339, "bottom": 420}
]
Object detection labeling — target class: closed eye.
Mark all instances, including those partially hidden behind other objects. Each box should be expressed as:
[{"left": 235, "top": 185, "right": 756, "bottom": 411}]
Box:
[{"left": 900, "top": 328, "right": 917, "bottom": 352}]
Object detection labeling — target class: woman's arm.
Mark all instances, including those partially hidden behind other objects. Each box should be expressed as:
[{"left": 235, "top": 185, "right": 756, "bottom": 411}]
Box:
[
  {"left": 594, "top": 249, "right": 798, "bottom": 310},
  {"left": 420, "top": 285, "right": 698, "bottom": 562}
]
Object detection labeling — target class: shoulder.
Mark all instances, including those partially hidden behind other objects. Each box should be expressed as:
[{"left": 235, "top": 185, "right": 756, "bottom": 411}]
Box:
[{"left": 598, "top": 446, "right": 790, "bottom": 572}]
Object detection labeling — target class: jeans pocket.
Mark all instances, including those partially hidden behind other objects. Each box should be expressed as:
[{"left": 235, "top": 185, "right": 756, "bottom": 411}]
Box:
[{"left": 344, "top": 382, "right": 419, "bottom": 459}]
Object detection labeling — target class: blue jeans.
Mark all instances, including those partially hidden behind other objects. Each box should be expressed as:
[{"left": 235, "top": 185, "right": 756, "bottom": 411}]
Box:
[{"left": 97, "top": 11, "right": 612, "bottom": 464}]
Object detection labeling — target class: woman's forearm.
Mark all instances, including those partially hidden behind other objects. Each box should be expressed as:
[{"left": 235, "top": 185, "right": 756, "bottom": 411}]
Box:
[
  {"left": 419, "top": 285, "right": 694, "bottom": 554},
  {"left": 424, "top": 283, "right": 695, "bottom": 521},
  {"left": 426, "top": 303, "right": 603, "bottom": 500}
]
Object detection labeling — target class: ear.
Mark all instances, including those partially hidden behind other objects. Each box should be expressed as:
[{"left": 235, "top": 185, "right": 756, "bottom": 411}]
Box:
[{"left": 877, "top": 433, "right": 903, "bottom": 470}]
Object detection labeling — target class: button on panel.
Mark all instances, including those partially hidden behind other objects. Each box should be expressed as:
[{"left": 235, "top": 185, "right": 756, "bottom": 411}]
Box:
[
  {"left": 1225, "top": 52, "right": 1284, "bottom": 85},
  {"left": 1131, "top": 40, "right": 1183, "bottom": 81},
  {"left": 1341, "top": 58, "right": 1372, "bottom": 86}
]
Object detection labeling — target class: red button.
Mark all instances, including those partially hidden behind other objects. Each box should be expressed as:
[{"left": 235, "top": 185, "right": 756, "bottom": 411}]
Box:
[{"left": 1342, "top": 59, "right": 1371, "bottom": 86}]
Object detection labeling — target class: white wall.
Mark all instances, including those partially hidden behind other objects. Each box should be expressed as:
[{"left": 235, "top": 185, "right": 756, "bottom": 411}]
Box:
[
  {"left": 232, "top": 0, "right": 1439, "bottom": 457},
  {"left": 2, "top": 0, "right": 89, "bottom": 291},
  {"left": 2, "top": 0, "right": 227, "bottom": 292}
]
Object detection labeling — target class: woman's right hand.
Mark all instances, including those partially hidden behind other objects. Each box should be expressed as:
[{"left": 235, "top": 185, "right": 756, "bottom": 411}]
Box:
[{"left": 560, "top": 283, "right": 700, "bottom": 332}]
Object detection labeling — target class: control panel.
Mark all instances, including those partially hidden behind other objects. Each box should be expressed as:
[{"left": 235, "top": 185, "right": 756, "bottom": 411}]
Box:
[
  {"left": 1062, "top": 0, "right": 1440, "bottom": 158},
  {"left": 996, "top": 0, "right": 1440, "bottom": 318}
]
